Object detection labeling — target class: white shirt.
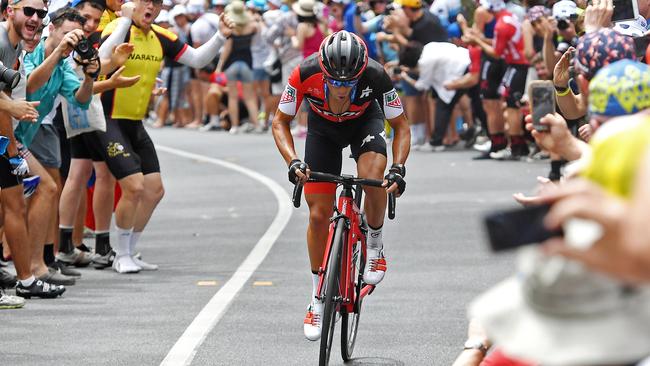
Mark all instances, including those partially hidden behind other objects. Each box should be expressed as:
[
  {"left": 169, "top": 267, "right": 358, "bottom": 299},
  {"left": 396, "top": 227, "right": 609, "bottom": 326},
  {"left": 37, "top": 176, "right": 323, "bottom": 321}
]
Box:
[
  {"left": 414, "top": 42, "right": 470, "bottom": 104},
  {"left": 190, "top": 13, "right": 221, "bottom": 46}
]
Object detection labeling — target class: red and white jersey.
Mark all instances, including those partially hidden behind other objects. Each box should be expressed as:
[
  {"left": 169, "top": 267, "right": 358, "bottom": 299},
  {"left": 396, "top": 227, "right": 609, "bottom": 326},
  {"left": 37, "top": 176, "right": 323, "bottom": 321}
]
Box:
[
  {"left": 278, "top": 54, "right": 404, "bottom": 122},
  {"left": 493, "top": 10, "right": 528, "bottom": 66}
]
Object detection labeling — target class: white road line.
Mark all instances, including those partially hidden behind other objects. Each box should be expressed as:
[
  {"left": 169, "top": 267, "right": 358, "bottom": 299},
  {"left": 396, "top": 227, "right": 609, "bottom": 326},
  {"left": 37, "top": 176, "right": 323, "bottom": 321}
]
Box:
[{"left": 157, "top": 145, "right": 292, "bottom": 366}]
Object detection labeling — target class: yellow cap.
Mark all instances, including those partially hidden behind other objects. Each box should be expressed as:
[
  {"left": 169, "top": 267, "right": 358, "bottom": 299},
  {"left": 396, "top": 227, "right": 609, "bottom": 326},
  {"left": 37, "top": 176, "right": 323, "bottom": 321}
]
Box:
[{"left": 395, "top": 0, "right": 422, "bottom": 8}]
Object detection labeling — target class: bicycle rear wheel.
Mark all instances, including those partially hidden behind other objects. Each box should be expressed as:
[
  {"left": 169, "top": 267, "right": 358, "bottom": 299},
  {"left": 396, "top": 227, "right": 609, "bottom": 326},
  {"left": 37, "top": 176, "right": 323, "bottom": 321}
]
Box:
[
  {"left": 319, "top": 219, "right": 345, "bottom": 366},
  {"left": 341, "top": 237, "right": 364, "bottom": 361}
]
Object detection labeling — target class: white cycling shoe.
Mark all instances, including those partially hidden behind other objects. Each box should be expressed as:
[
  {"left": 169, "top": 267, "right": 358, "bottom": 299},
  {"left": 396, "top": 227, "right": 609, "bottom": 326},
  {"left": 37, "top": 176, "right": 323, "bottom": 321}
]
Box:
[
  {"left": 132, "top": 256, "right": 158, "bottom": 271},
  {"left": 303, "top": 300, "right": 324, "bottom": 341},
  {"left": 112, "top": 255, "right": 141, "bottom": 274},
  {"left": 363, "top": 248, "right": 387, "bottom": 285}
]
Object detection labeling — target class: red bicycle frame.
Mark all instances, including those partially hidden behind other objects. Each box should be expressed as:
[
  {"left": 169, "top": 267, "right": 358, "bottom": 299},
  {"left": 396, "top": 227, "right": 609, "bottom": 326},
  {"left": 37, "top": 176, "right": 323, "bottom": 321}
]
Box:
[{"left": 315, "top": 185, "right": 374, "bottom": 313}]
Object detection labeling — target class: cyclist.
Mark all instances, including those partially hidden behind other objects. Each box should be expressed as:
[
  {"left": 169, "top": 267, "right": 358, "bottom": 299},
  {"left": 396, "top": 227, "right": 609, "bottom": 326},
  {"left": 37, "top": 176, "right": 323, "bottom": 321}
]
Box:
[{"left": 271, "top": 30, "right": 410, "bottom": 341}]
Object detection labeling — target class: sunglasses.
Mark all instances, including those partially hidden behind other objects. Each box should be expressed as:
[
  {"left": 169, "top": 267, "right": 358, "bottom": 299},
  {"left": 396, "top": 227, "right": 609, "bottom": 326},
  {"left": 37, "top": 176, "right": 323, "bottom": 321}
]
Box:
[
  {"left": 326, "top": 78, "right": 358, "bottom": 87},
  {"left": 13, "top": 6, "right": 48, "bottom": 19}
]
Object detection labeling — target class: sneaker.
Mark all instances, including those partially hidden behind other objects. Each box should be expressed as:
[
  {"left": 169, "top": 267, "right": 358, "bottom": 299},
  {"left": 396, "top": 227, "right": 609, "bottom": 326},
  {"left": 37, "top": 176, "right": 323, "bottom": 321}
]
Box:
[
  {"left": 0, "top": 289, "right": 25, "bottom": 309},
  {"left": 242, "top": 122, "right": 255, "bottom": 133},
  {"left": 228, "top": 126, "right": 239, "bottom": 135},
  {"left": 363, "top": 248, "right": 387, "bottom": 285},
  {"left": 419, "top": 143, "right": 445, "bottom": 152},
  {"left": 199, "top": 120, "right": 221, "bottom": 132},
  {"left": 38, "top": 269, "right": 76, "bottom": 286},
  {"left": 253, "top": 124, "right": 266, "bottom": 134},
  {"left": 16, "top": 279, "right": 65, "bottom": 299},
  {"left": 472, "top": 152, "right": 492, "bottom": 160},
  {"left": 23, "top": 175, "right": 40, "bottom": 198},
  {"left": 131, "top": 256, "right": 158, "bottom": 271},
  {"left": 473, "top": 140, "right": 491, "bottom": 153},
  {"left": 49, "top": 261, "right": 81, "bottom": 278},
  {"left": 112, "top": 255, "right": 141, "bottom": 274},
  {"left": 303, "top": 300, "right": 324, "bottom": 341},
  {"left": 490, "top": 147, "right": 512, "bottom": 160},
  {"left": 56, "top": 248, "right": 93, "bottom": 267},
  {"left": 0, "top": 268, "right": 16, "bottom": 289},
  {"left": 92, "top": 250, "right": 115, "bottom": 270}
]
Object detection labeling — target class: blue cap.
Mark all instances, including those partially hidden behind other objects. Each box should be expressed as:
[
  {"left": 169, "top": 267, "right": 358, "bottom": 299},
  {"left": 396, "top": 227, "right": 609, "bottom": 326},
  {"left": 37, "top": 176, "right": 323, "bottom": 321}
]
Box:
[{"left": 589, "top": 59, "right": 650, "bottom": 116}]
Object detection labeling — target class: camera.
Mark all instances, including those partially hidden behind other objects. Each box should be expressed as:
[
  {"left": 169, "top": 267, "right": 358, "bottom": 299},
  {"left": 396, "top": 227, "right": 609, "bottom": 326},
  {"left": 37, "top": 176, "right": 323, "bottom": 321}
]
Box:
[
  {"left": 74, "top": 36, "right": 98, "bottom": 61},
  {"left": 0, "top": 62, "right": 20, "bottom": 90},
  {"left": 393, "top": 67, "right": 401, "bottom": 76}
]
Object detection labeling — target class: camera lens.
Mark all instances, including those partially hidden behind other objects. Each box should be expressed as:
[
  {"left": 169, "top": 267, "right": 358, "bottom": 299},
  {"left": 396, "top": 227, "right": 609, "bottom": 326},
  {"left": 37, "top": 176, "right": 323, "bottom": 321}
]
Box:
[
  {"left": 0, "top": 65, "right": 20, "bottom": 89},
  {"left": 557, "top": 19, "right": 569, "bottom": 30}
]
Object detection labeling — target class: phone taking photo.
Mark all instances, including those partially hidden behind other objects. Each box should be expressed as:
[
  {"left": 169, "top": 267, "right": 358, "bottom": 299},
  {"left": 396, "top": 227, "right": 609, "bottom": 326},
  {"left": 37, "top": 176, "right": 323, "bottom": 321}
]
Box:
[
  {"left": 529, "top": 80, "right": 556, "bottom": 132},
  {"left": 612, "top": 0, "right": 639, "bottom": 22},
  {"left": 484, "top": 204, "right": 563, "bottom": 252}
]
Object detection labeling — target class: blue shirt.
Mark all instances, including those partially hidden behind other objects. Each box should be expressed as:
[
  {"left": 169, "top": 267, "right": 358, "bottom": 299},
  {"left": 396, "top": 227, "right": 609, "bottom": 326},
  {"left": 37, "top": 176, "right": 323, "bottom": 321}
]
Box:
[
  {"left": 15, "top": 38, "right": 90, "bottom": 147},
  {"left": 344, "top": 3, "right": 378, "bottom": 60}
]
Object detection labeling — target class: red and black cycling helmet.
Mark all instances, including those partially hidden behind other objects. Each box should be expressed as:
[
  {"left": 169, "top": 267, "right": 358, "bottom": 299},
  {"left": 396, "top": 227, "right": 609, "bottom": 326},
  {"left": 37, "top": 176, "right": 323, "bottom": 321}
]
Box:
[{"left": 318, "top": 31, "right": 369, "bottom": 81}]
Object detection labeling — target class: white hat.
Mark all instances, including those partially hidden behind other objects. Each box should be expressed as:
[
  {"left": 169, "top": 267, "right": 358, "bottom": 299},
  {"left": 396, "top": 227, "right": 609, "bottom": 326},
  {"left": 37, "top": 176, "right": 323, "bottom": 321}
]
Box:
[
  {"left": 170, "top": 4, "right": 187, "bottom": 17},
  {"left": 213, "top": 0, "right": 229, "bottom": 6},
  {"left": 552, "top": 0, "right": 578, "bottom": 19},
  {"left": 470, "top": 248, "right": 650, "bottom": 365},
  {"left": 292, "top": 0, "right": 315, "bottom": 17},
  {"left": 187, "top": 0, "right": 205, "bottom": 13},
  {"left": 479, "top": 0, "right": 505, "bottom": 12},
  {"left": 162, "top": 0, "right": 173, "bottom": 7},
  {"left": 155, "top": 9, "right": 171, "bottom": 23},
  {"left": 614, "top": 16, "right": 648, "bottom": 38},
  {"left": 267, "top": 0, "right": 282, "bottom": 7}
]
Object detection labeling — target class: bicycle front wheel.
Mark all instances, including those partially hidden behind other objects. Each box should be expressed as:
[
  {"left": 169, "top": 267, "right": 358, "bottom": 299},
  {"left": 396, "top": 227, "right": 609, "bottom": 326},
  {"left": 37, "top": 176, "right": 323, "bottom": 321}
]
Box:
[
  {"left": 341, "top": 236, "right": 364, "bottom": 361},
  {"left": 319, "top": 218, "right": 345, "bottom": 366}
]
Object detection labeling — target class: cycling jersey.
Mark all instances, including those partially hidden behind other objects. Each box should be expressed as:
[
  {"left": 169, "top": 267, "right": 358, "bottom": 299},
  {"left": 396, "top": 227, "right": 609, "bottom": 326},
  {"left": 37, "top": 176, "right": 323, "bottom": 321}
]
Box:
[
  {"left": 100, "top": 20, "right": 187, "bottom": 121},
  {"left": 278, "top": 53, "right": 404, "bottom": 122},
  {"left": 493, "top": 10, "right": 528, "bottom": 65}
]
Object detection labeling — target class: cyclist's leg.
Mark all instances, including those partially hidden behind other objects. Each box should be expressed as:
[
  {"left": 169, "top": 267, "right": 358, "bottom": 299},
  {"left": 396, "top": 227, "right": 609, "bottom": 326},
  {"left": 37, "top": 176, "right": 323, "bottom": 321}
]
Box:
[{"left": 350, "top": 105, "right": 388, "bottom": 285}]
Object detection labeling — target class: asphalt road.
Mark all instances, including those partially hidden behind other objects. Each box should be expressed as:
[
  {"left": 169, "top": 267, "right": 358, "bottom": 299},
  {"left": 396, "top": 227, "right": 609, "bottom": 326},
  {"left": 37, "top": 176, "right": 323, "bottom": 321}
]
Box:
[{"left": 0, "top": 127, "right": 547, "bottom": 366}]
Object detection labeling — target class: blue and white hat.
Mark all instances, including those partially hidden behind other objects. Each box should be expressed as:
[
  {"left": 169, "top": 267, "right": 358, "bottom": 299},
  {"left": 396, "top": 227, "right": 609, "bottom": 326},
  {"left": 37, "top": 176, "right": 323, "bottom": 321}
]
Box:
[{"left": 613, "top": 16, "right": 648, "bottom": 38}]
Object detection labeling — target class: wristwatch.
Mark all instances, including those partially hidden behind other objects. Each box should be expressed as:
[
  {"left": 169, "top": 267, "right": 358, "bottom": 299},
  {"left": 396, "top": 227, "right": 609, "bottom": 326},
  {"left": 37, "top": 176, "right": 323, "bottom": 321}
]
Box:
[{"left": 463, "top": 339, "right": 489, "bottom": 355}]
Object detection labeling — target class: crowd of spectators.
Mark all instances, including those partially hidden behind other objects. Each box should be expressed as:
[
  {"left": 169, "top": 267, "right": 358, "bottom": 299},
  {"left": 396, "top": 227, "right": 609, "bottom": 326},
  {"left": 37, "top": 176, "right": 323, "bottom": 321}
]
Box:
[{"left": 1, "top": 0, "right": 650, "bottom": 363}]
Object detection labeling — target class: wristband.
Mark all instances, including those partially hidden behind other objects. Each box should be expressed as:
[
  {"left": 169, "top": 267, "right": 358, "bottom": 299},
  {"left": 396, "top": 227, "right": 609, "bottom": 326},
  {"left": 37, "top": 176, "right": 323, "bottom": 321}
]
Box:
[
  {"left": 389, "top": 163, "right": 406, "bottom": 178},
  {"left": 556, "top": 87, "right": 571, "bottom": 97}
]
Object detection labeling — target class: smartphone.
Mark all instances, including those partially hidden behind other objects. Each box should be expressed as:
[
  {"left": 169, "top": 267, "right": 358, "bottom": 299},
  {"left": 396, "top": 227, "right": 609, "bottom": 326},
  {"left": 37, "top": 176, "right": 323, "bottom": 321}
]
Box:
[
  {"left": 529, "top": 80, "right": 556, "bottom": 132},
  {"left": 634, "top": 35, "right": 650, "bottom": 61},
  {"left": 483, "top": 204, "right": 563, "bottom": 252},
  {"left": 612, "top": 0, "right": 639, "bottom": 22}
]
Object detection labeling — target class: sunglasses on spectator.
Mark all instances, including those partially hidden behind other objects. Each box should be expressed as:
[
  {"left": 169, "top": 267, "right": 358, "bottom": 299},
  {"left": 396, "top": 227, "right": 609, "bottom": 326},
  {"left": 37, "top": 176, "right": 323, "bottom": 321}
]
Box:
[
  {"left": 326, "top": 78, "right": 358, "bottom": 87},
  {"left": 12, "top": 6, "right": 48, "bottom": 19}
]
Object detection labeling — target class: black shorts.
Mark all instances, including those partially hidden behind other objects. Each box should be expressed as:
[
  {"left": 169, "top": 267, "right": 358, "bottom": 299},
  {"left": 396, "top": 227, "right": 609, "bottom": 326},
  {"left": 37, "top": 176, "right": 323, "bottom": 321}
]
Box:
[
  {"left": 500, "top": 64, "right": 529, "bottom": 108},
  {"left": 70, "top": 133, "right": 104, "bottom": 161},
  {"left": 304, "top": 102, "right": 387, "bottom": 177},
  {"left": 479, "top": 55, "right": 506, "bottom": 100},
  {"left": 0, "top": 155, "right": 20, "bottom": 189},
  {"left": 91, "top": 118, "right": 160, "bottom": 180}
]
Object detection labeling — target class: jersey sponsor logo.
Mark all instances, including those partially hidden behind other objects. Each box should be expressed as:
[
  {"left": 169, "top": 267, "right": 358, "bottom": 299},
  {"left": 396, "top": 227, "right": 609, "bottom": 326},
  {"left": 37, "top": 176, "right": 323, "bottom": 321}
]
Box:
[
  {"left": 307, "top": 87, "right": 323, "bottom": 97},
  {"left": 312, "top": 105, "right": 362, "bottom": 119},
  {"left": 280, "top": 85, "right": 296, "bottom": 104},
  {"left": 128, "top": 53, "right": 164, "bottom": 62},
  {"left": 384, "top": 89, "right": 402, "bottom": 109},
  {"left": 360, "top": 86, "right": 373, "bottom": 99}
]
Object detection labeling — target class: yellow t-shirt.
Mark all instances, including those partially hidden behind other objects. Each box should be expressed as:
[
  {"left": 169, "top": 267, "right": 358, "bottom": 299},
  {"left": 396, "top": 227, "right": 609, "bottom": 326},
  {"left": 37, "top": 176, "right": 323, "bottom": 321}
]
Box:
[
  {"left": 100, "top": 20, "right": 187, "bottom": 121},
  {"left": 581, "top": 116, "right": 650, "bottom": 198}
]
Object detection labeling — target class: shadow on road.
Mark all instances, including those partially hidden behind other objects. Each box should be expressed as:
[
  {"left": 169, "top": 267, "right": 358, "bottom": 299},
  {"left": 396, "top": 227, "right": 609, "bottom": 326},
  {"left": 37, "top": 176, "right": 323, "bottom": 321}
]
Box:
[{"left": 344, "top": 357, "right": 405, "bottom": 365}]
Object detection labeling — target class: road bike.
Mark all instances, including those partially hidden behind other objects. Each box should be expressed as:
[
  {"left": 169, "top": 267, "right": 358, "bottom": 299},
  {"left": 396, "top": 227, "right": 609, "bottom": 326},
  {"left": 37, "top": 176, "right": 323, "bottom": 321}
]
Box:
[{"left": 293, "top": 171, "right": 396, "bottom": 365}]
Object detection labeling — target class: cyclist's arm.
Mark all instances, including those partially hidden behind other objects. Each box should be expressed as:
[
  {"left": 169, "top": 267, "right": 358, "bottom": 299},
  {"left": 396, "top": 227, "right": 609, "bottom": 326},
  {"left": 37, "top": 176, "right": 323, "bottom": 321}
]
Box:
[
  {"left": 386, "top": 112, "right": 410, "bottom": 165},
  {"left": 271, "top": 110, "right": 300, "bottom": 165}
]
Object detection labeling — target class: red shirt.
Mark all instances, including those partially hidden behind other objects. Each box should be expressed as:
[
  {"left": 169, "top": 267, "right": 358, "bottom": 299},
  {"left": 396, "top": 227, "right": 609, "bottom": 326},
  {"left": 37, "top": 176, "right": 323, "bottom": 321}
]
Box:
[
  {"left": 469, "top": 45, "right": 482, "bottom": 74},
  {"left": 493, "top": 10, "right": 528, "bottom": 65}
]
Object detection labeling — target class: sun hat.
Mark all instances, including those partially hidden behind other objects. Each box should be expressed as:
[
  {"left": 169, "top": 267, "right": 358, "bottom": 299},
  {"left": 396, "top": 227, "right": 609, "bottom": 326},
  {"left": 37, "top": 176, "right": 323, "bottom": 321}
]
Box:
[
  {"left": 292, "top": 0, "right": 315, "bottom": 16},
  {"left": 470, "top": 247, "right": 650, "bottom": 365},
  {"left": 479, "top": 0, "right": 505, "bottom": 12},
  {"left": 574, "top": 28, "right": 637, "bottom": 81},
  {"left": 588, "top": 59, "right": 650, "bottom": 117},
  {"left": 267, "top": 0, "right": 282, "bottom": 7},
  {"left": 226, "top": 0, "right": 251, "bottom": 25}
]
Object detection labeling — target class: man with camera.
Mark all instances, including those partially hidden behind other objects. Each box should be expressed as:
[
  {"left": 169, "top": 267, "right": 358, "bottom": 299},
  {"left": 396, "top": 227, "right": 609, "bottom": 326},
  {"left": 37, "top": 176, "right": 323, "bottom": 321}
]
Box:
[
  {"left": 0, "top": 0, "right": 69, "bottom": 302},
  {"left": 12, "top": 6, "right": 97, "bottom": 287}
]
